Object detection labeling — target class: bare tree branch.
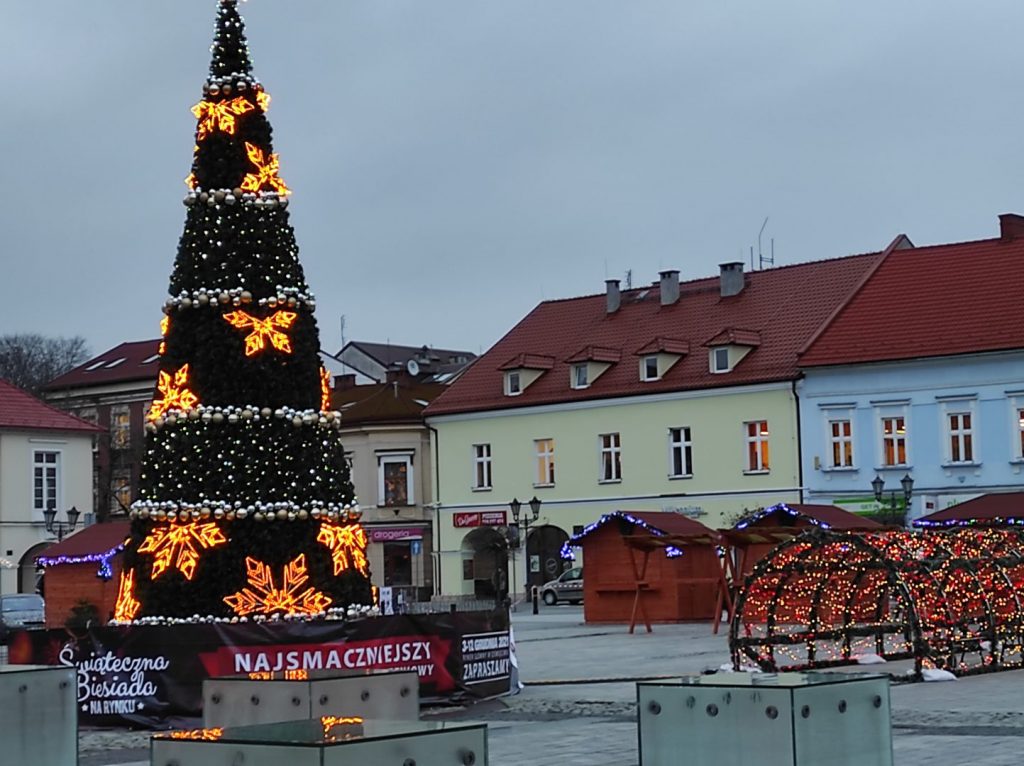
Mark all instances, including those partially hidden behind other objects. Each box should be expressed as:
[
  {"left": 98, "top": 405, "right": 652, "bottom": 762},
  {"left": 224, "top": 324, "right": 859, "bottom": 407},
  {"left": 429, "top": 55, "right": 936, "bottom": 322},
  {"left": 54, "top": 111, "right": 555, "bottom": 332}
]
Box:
[{"left": 0, "top": 334, "right": 91, "bottom": 393}]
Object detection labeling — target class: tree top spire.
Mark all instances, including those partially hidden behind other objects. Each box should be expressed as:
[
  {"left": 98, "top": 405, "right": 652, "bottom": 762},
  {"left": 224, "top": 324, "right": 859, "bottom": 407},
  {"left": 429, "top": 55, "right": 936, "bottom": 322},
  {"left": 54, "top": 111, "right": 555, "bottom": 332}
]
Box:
[{"left": 209, "top": 0, "right": 253, "bottom": 79}]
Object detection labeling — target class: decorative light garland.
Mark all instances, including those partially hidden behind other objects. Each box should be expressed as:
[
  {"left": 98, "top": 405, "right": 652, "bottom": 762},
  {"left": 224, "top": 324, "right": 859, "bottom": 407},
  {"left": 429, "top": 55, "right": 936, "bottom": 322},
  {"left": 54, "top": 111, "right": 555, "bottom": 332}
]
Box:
[
  {"left": 144, "top": 403, "right": 342, "bottom": 434},
  {"left": 129, "top": 498, "right": 361, "bottom": 523},
  {"left": 37, "top": 541, "right": 127, "bottom": 581},
  {"left": 109, "top": 602, "right": 379, "bottom": 627},
  {"left": 560, "top": 511, "right": 684, "bottom": 561},
  {"left": 163, "top": 285, "right": 314, "bottom": 312},
  {"left": 734, "top": 502, "right": 832, "bottom": 530}
]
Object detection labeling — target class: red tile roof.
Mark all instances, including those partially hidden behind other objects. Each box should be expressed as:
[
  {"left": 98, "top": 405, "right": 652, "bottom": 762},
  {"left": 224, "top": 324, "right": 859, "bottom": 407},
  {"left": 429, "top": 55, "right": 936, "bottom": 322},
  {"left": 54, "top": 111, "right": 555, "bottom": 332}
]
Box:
[
  {"left": 800, "top": 225, "right": 1024, "bottom": 367},
  {"left": 704, "top": 328, "right": 762, "bottom": 347},
  {"left": 43, "top": 339, "right": 161, "bottom": 390},
  {"left": 912, "top": 492, "right": 1024, "bottom": 527},
  {"left": 426, "top": 252, "right": 883, "bottom": 416},
  {"left": 36, "top": 521, "right": 131, "bottom": 561},
  {"left": 737, "top": 503, "right": 882, "bottom": 530},
  {"left": 635, "top": 337, "right": 690, "bottom": 356},
  {"left": 333, "top": 381, "right": 447, "bottom": 426},
  {"left": 0, "top": 379, "right": 104, "bottom": 433}
]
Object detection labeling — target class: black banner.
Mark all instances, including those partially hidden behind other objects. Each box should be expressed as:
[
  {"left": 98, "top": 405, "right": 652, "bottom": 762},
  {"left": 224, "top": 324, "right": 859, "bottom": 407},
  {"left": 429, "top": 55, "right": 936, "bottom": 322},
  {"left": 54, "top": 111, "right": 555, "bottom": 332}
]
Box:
[{"left": 8, "top": 609, "right": 511, "bottom": 728}]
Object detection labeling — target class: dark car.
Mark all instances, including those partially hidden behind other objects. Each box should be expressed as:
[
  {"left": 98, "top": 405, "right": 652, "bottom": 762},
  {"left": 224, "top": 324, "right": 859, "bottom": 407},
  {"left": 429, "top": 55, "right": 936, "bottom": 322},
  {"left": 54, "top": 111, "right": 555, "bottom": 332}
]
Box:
[
  {"left": 540, "top": 567, "right": 583, "bottom": 606},
  {"left": 0, "top": 593, "right": 45, "bottom": 643}
]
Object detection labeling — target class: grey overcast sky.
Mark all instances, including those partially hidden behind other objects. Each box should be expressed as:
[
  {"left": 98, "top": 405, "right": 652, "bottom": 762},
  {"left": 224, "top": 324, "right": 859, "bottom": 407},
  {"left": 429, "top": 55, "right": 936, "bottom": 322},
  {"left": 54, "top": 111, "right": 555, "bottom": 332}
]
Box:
[{"left": 2, "top": 1, "right": 1023, "bottom": 357}]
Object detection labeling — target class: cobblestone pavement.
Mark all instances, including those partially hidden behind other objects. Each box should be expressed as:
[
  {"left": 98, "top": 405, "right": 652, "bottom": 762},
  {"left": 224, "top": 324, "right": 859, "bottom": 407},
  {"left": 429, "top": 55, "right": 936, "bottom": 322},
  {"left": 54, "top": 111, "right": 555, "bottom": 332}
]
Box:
[{"left": 88, "top": 606, "right": 1024, "bottom": 765}]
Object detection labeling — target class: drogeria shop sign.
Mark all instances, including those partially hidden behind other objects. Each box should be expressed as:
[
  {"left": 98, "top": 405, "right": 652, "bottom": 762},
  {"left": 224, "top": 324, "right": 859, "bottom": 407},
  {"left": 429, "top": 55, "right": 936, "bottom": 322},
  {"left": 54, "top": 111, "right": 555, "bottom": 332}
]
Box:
[{"left": 8, "top": 610, "right": 512, "bottom": 727}]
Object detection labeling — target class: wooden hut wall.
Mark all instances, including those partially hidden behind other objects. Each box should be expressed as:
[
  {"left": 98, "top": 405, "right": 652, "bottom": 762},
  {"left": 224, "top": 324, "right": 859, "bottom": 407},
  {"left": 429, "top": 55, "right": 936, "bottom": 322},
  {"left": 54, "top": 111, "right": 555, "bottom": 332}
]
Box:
[{"left": 44, "top": 558, "right": 124, "bottom": 628}]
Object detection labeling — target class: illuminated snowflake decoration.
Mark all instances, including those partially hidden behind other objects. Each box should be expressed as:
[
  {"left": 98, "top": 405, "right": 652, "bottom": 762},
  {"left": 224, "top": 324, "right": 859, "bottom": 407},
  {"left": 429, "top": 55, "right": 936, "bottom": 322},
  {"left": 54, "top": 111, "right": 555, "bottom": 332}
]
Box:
[
  {"left": 148, "top": 364, "right": 199, "bottom": 421},
  {"left": 192, "top": 97, "right": 255, "bottom": 140},
  {"left": 317, "top": 523, "right": 370, "bottom": 577},
  {"left": 114, "top": 568, "right": 141, "bottom": 622},
  {"left": 138, "top": 522, "right": 228, "bottom": 581},
  {"left": 223, "top": 554, "right": 332, "bottom": 616},
  {"left": 159, "top": 315, "right": 170, "bottom": 356},
  {"left": 240, "top": 141, "right": 291, "bottom": 195},
  {"left": 223, "top": 310, "right": 297, "bottom": 356}
]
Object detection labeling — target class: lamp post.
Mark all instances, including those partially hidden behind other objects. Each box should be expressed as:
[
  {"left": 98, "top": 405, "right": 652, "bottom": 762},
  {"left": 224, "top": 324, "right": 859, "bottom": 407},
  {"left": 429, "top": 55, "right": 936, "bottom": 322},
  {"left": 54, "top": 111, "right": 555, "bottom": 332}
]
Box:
[
  {"left": 509, "top": 496, "right": 542, "bottom": 597},
  {"left": 43, "top": 503, "right": 80, "bottom": 543},
  {"left": 871, "top": 474, "right": 914, "bottom": 527}
]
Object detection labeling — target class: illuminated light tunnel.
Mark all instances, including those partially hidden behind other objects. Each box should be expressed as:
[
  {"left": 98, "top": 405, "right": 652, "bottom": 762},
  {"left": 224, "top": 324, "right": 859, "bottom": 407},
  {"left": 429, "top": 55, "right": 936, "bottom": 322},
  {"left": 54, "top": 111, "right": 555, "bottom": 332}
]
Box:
[{"left": 729, "top": 526, "right": 1024, "bottom": 677}]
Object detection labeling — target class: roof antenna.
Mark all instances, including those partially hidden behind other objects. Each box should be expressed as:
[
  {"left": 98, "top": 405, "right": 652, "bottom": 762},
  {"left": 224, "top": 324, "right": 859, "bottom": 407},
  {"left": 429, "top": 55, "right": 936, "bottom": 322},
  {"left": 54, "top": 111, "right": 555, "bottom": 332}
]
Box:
[
  {"left": 758, "top": 216, "right": 775, "bottom": 270},
  {"left": 624, "top": 269, "right": 633, "bottom": 290}
]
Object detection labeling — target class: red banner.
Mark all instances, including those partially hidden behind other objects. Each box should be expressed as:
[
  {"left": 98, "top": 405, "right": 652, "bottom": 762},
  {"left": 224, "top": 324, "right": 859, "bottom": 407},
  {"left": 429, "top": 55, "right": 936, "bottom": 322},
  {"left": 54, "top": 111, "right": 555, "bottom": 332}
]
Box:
[{"left": 453, "top": 511, "right": 506, "bottom": 528}]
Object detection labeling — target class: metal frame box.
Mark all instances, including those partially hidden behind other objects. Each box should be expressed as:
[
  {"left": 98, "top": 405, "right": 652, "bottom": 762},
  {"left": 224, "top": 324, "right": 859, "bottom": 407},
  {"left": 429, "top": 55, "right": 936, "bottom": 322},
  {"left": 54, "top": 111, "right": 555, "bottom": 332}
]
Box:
[
  {"left": 152, "top": 718, "right": 487, "bottom": 766},
  {"left": 0, "top": 664, "right": 77, "bottom": 766},
  {"left": 203, "top": 669, "right": 420, "bottom": 727},
  {"left": 637, "top": 672, "right": 892, "bottom": 766}
]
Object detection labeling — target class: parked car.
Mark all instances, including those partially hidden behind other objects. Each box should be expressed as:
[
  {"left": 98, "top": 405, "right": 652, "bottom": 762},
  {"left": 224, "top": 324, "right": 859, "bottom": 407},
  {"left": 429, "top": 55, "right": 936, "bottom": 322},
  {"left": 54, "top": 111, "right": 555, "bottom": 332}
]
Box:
[
  {"left": 540, "top": 567, "right": 583, "bottom": 606},
  {"left": 0, "top": 593, "right": 45, "bottom": 644}
]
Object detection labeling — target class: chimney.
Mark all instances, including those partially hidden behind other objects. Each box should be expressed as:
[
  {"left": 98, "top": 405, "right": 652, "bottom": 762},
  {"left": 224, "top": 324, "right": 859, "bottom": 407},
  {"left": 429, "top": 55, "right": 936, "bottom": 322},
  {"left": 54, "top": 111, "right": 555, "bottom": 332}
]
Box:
[
  {"left": 605, "top": 279, "right": 621, "bottom": 314},
  {"left": 719, "top": 262, "right": 745, "bottom": 297},
  {"left": 999, "top": 213, "right": 1024, "bottom": 242},
  {"left": 659, "top": 270, "right": 680, "bottom": 306},
  {"left": 333, "top": 373, "right": 356, "bottom": 390}
]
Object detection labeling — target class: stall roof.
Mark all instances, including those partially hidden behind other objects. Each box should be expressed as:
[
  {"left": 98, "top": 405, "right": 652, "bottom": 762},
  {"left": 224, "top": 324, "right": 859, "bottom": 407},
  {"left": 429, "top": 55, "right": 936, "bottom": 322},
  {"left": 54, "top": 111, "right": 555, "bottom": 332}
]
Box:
[
  {"left": 562, "top": 511, "right": 720, "bottom": 560},
  {"left": 735, "top": 503, "right": 883, "bottom": 531},
  {"left": 913, "top": 493, "right": 1024, "bottom": 528},
  {"left": 36, "top": 521, "right": 131, "bottom": 563}
]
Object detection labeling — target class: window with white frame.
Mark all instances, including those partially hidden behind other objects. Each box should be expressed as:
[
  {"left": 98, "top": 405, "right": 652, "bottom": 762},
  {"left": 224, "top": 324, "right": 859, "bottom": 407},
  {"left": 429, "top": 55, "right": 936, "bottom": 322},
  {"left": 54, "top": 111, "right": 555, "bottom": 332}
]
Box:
[
  {"left": 472, "top": 443, "right": 492, "bottom": 489},
  {"left": 599, "top": 433, "right": 622, "bottom": 482},
  {"left": 572, "top": 364, "right": 589, "bottom": 389},
  {"left": 744, "top": 420, "right": 770, "bottom": 472},
  {"left": 378, "top": 453, "right": 413, "bottom": 506},
  {"left": 1018, "top": 407, "right": 1024, "bottom": 459},
  {"left": 712, "top": 347, "right": 730, "bottom": 373},
  {"left": 534, "top": 438, "right": 555, "bottom": 486},
  {"left": 881, "top": 416, "right": 907, "bottom": 466},
  {"left": 828, "top": 419, "right": 854, "bottom": 468},
  {"left": 33, "top": 450, "right": 60, "bottom": 512},
  {"left": 948, "top": 412, "right": 974, "bottom": 463},
  {"left": 641, "top": 356, "right": 659, "bottom": 381},
  {"left": 505, "top": 372, "right": 522, "bottom": 396},
  {"left": 668, "top": 427, "right": 692, "bottom": 477},
  {"left": 110, "top": 405, "right": 131, "bottom": 449}
]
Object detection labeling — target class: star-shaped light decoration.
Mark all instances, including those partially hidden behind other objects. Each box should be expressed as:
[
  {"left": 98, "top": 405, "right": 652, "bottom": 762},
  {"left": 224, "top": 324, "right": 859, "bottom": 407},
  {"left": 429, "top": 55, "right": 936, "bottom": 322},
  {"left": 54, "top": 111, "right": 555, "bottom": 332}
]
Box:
[
  {"left": 113, "top": 569, "right": 141, "bottom": 622},
  {"left": 317, "top": 523, "right": 369, "bottom": 577},
  {"left": 138, "top": 522, "right": 228, "bottom": 581},
  {"left": 222, "top": 310, "right": 297, "bottom": 356},
  {"left": 192, "top": 97, "right": 255, "bottom": 140},
  {"left": 320, "top": 366, "right": 332, "bottom": 411},
  {"left": 256, "top": 91, "right": 271, "bottom": 112},
  {"left": 223, "top": 554, "right": 332, "bottom": 616},
  {"left": 240, "top": 141, "right": 291, "bottom": 196},
  {"left": 148, "top": 364, "right": 199, "bottom": 421}
]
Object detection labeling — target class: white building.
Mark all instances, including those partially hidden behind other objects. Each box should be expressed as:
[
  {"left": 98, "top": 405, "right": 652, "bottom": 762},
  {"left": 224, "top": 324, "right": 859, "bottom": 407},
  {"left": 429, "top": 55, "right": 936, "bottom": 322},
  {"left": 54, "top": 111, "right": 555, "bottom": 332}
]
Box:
[{"left": 0, "top": 379, "right": 101, "bottom": 593}]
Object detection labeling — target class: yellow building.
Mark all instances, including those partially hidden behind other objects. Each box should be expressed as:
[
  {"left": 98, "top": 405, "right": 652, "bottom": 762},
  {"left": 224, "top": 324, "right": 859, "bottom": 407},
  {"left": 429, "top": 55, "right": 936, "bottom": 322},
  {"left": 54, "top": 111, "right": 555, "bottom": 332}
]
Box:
[{"left": 425, "top": 255, "right": 883, "bottom": 599}]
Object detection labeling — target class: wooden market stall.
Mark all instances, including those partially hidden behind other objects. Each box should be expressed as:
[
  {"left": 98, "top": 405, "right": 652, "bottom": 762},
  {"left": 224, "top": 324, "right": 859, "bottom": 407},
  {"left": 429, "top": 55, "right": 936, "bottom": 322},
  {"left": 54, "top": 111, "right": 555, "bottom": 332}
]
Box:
[
  {"left": 563, "top": 511, "right": 730, "bottom": 632},
  {"left": 731, "top": 503, "right": 883, "bottom": 581},
  {"left": 36, "top": 521, "right": 131, "bottom": 628}
]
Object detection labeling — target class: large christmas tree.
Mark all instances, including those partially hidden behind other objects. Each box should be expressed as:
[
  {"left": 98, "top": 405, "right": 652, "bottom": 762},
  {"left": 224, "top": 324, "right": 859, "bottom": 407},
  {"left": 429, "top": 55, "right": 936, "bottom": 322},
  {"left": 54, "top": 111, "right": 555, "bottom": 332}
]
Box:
[{"left": 114, "top": 0, "right": 372, "bottom": 621}]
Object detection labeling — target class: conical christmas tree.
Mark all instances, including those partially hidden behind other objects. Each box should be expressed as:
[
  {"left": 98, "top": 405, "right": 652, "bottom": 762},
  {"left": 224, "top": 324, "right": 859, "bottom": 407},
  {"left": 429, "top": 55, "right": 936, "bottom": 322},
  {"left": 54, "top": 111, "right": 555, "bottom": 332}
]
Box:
[{"left": 114, "top": 0, "right": 372, "bottom": 621}]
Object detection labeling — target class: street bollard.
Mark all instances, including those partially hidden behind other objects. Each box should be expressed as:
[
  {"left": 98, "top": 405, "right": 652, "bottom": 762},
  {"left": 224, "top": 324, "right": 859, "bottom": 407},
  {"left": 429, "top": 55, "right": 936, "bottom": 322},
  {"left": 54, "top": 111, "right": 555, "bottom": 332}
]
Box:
[{"left": 532, "top": 586, "right": 539, "bottom": 615}]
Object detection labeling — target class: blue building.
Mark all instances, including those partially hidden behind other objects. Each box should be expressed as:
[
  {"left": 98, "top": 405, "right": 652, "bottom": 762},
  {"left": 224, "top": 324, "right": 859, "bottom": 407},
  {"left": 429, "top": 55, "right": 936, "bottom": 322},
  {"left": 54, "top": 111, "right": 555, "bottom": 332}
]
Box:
[{"left": 797, "top": 216, "right": 1024, "bottom": 523}]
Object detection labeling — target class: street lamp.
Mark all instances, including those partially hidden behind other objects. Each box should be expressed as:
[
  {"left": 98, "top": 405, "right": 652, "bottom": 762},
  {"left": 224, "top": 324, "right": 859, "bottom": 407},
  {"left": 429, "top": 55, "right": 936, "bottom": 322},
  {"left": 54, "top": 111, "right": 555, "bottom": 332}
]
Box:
[
  {"left": 509, "top": 496, "right": 542, "bottom": 594},
  {"left": 871, "top": 474, "right": 914, "bottom": 527},
  {"left": 43, "top": 502, "right": 80, "bottom": 542}
]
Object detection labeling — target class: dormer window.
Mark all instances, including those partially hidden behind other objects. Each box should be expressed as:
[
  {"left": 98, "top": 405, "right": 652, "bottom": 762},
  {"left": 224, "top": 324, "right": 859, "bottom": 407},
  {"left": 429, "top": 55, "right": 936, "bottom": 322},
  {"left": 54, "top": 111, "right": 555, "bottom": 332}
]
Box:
[
  {"left": 505, "top": 371, "right": 522, "bottom": 396},
  {"left": 712, "top": 347, "right": 731, "bottom": 373},
  {"left": 572, "top": 364, "right": 589, "bottom": 389},
  {"left": 641, "top": 355, "right": 660, "bottom": 381}
]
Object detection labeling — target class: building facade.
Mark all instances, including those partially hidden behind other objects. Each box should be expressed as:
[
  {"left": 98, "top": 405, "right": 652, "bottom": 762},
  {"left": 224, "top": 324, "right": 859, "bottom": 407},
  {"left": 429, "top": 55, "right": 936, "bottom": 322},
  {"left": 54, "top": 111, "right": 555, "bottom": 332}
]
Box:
[
  {"left": 0, "top": 379, "right": 101, "bottom": 594},
  {"left": 426, "top": 250, "right": 893, "bottom": 599},
  {"left": 798, "top": 215, "right": 1024, "bottom": 521}
]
